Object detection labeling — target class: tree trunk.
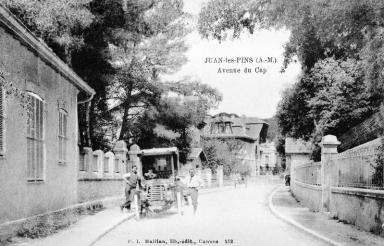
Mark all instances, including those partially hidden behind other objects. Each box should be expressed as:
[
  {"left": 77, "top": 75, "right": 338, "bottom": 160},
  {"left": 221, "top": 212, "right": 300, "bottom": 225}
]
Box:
[{"left": 119, "top": 82, "right": 134, "bottom": 140}]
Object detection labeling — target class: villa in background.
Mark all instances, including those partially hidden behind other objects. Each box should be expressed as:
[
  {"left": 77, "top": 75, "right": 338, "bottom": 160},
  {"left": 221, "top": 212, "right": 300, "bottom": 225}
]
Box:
[
  {"left": 259, "top": 142, "right": 278, "bottom": 174},
  {"left": 201, "top": 113, "right": 268, "bottom": 176}
]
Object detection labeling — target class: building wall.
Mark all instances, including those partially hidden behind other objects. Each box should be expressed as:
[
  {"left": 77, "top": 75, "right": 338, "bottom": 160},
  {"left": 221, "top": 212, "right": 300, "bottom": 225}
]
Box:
[
  {"left": 260, "top": 143, "right": 277, "bottom": 170},
  {"left": 0, "top": 26, "right": 79, "bottom": 224},
  {"left": 235, "top": 141, "right": 258, "bottom": 176}
]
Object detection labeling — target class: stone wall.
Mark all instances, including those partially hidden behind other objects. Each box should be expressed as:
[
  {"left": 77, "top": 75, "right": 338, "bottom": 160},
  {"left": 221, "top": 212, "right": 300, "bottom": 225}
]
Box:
[
  {"left": 330, "top": 187, "right": 384, "bottom": 234},
  {"left": 339, "top": 105, "right": 384, "bottom": 152},
  {"left": 291, "top": 181, "right": 322, "bottom": 212},
  {"left": 77, "top": 141, "right": 128, "bottom": 203},
  {"left": 289, "top": 135, "right": 384, "bottom": 236}
]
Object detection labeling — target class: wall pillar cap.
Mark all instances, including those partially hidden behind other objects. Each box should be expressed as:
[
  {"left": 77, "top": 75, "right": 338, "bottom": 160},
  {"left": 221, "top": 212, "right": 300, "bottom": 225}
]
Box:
[
  {"left": 321, "top": 135, "right": 341, "bottom": 146},
  {"left": 128, "top": 144, "right": 141, "bottom": 155},
  {"left": 113, "top": 140, "right": 128, "bottom": 152}
]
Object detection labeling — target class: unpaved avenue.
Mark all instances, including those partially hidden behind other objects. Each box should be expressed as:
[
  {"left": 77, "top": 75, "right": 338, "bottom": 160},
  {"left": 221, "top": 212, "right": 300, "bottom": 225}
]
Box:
[{"left": 94, "top": 183, "right": 328, "bottom": 246}]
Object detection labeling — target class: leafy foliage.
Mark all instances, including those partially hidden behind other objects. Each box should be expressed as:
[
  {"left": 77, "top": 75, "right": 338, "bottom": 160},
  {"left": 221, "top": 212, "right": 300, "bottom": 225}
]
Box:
[
  {"left": 133, "top": 81, "right": 222, "bottom": 163},
  {"left": 198, "top": 0, "right": 384, "bottom": 154},
  {"left": 4, "top": 0, "right": 94, "bottom": 61},
  {"left": 202, "top": 138, "right": 246, "bottom": 176}
]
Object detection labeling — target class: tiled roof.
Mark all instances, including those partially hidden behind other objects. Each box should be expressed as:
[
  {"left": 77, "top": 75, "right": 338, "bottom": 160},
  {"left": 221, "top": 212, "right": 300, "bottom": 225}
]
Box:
[
  {"left": 203, "top": 114, "right": 268, "bottom": 142},
  {"left": 187, "top": 148, "right": 207, "bottom": 160}
]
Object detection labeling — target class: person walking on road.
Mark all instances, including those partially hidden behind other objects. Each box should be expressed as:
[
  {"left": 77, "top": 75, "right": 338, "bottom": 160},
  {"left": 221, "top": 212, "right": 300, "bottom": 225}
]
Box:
[
  {"left": 184, "top": 169, "right": 204, "bottom": 214},
  {"left": 120, "top": 165, "right": 143, "bottom": 212}
]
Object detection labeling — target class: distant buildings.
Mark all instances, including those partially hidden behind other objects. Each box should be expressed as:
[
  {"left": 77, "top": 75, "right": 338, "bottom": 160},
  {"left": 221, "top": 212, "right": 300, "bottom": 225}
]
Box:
[
  {"left": 201, "top": 113, "right": 268, "bottom": 176},
  {"left": 285, "top": 137, "right": 312, "bottom": 174},
  {"left": 259, "top": 142, "right": 278, "bottom": 173}
]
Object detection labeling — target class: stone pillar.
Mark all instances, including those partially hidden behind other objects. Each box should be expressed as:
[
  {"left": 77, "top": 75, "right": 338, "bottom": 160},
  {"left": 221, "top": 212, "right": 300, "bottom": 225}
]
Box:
[
  {"left": 129, "top": 144, "right": 142, "bottom": 177},
  {"left": 320, "top": 135, "right": 340, "bottom": 212},
  {"left": 81, "top": 147, "right": 93, "bottom": 179},
  {"left": 93, "top": 150, "right": 104, "bottom": 178},
  {"left": 113, "top": 140, "right": 128, "bottom": 175},
  {"left": 205, "top": 169, "right": 212, "bottom": 188},
  {"left": 217, "top": 165, "right": 224, "bottom": 187},
  {"left": 104, "top": 151, "right": 115, "bottom": 178}
]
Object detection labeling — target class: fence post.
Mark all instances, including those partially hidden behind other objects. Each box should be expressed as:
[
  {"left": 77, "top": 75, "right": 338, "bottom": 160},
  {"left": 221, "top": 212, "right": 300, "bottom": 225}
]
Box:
[
  {"left": 93, "top": 150, "right": 104, "bottom": 178},
  {"left": 81, "top": 147, "right": 93, "bottom": 179},
  {"left": 129, "top": 144, "right": 142, "bottom": 177},
  {"left": 104, "top": 151, "right": 115, "bottom": 178},
  {"left": 320, "top": 135, "right": 340, "bottom": 212},
  {"left": 113, "top": 141, "right": 128, "bottom": 174},
  {"left": 205, "top": 169, "right": 212, "bottom": 188},
  {"left": 217, "top": 165, "right": 224, "bottom": 187}
]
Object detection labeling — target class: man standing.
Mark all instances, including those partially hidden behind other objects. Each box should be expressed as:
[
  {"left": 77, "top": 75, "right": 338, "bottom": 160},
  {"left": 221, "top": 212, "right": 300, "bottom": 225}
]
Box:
[
  {"left": 184, "top": 169, "right": 204, "bottom": 214},
  {"left": 121, "top": 165, "right": 142, "bottom": 212}
]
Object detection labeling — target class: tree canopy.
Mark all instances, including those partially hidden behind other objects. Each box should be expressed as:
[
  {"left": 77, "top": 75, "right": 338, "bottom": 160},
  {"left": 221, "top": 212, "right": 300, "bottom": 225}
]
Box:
[{"left": 199, "top": 0, "right": 384, "bottom": 151}]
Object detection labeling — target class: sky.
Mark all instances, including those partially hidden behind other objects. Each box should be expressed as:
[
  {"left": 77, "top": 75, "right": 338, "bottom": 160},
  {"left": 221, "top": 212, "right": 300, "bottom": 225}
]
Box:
[{"left": 165, "top": 0, "right": 302, "bottom": 119}]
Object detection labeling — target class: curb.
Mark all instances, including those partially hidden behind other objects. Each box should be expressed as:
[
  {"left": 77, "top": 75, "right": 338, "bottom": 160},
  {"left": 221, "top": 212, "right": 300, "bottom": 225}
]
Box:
[
  {"left": 88, "top": 213, "right": 135, "bottom": 246},
  {"left": 268, "top": 186, "right": 343, "bottom": 246}
]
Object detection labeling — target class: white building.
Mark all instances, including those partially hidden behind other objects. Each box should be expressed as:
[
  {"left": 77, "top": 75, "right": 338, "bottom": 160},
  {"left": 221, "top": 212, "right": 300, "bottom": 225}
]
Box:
[{"left": 259, "top": 142, "right": 278, "bottom": 172}]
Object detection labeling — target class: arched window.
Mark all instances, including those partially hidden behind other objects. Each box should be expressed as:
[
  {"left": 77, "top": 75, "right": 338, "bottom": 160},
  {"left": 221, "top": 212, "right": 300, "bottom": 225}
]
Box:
[
  {"left": 58, "top": 108, "right": 68, "bottom": 164},
  {"left": 26, "top": 92, "right": 45, "bottom": 182}
]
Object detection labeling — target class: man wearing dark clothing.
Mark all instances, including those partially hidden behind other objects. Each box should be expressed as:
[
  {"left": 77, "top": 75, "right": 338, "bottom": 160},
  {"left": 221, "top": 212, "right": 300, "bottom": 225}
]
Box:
[{"left": 120, "top": 166, "right": 143, "bottom": 211}]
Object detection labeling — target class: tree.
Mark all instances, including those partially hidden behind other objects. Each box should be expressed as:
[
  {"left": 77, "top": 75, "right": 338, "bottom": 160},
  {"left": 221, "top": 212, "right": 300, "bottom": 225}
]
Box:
[
  {"left": 4, "top": 0, "right": 197, "bottom": 151},
  {"left": 307, "top": 58, "right": 376, "bottom": 137},
  {"left": 133, "top": 81, "right": 222, "bottom": 163},
  {"left": 106, "top": 0, "right": 193, "bottom": 145},
  {"left": 4, "top": 0, "right": 94, "bottom": 63},
  {"left": 201, "top": 138, "right": 245, "bottom": 176},
  {"left": 198, "top": 0, "right": 384, "bottom": 149}
]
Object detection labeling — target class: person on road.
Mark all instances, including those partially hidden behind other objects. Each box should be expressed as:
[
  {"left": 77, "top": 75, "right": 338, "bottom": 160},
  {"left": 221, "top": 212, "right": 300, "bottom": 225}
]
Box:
[
  {"left": 183, "top": 169, "right": 204, "bottom": 214},
  {"left": 120, "top": 165, "right": 143, "bottom": 212}
]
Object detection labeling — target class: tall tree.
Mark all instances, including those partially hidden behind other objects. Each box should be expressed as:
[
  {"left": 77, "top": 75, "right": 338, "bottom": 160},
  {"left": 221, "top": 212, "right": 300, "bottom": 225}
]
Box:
[
  {"left": 4, "top": 0, "right": 94, "bottom": 63},
  {"left": 133, "top": 81, "right": 222, "bottom": 162},
  {"left": 106, "top": 0, "right": 193, "bottom": 145}
]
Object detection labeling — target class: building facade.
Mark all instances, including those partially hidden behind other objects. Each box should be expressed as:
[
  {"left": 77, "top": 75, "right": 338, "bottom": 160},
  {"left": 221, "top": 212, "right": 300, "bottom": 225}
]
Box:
[
  {"left": 201, "top": 113, "right": 268, "bottom": 176},
  {"left": 0, "top": 6, "right": 94, "bottom": 225},
  {"left": 259, "top": 142, "right": 278, "bottom": 173},
  {"left": 285, "top": 137, "right": 312, "bottom": 178}
]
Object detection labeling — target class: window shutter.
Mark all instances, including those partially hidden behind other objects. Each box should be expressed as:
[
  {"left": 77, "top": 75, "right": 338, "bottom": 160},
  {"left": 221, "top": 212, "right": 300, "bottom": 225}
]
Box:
[{"left": 27, "top": 93, "right": 45, "bottom": 182}]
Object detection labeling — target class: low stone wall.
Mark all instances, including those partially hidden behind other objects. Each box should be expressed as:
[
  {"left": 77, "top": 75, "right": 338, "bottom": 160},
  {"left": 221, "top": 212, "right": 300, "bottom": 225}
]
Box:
[
  {"left": 78, "top": 179, "right": 124, "bottom": 203},
  {"left": 330, "top": 187, "right": 384, "bottom": 234},
  {"left": 291, "top": 180, "right": 322, "bottom": 212}
]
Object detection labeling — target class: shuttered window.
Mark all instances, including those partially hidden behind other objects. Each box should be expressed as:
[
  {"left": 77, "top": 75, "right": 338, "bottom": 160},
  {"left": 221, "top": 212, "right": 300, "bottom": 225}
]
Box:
[
  {"left": 0, "top": 86, "right": 5, "bottom": 154},
  {"left": 27, "top": 93, "right": 45, "bottom": 182},
  {"left": 58, "top": 109, "right": 68, "bottom": 163}
]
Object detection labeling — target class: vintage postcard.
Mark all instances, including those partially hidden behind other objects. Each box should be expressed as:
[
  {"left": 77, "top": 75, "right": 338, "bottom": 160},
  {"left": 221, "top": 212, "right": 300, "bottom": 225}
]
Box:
[{"left": 0, "top": 0, "right": 384, "bottom": 246}]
